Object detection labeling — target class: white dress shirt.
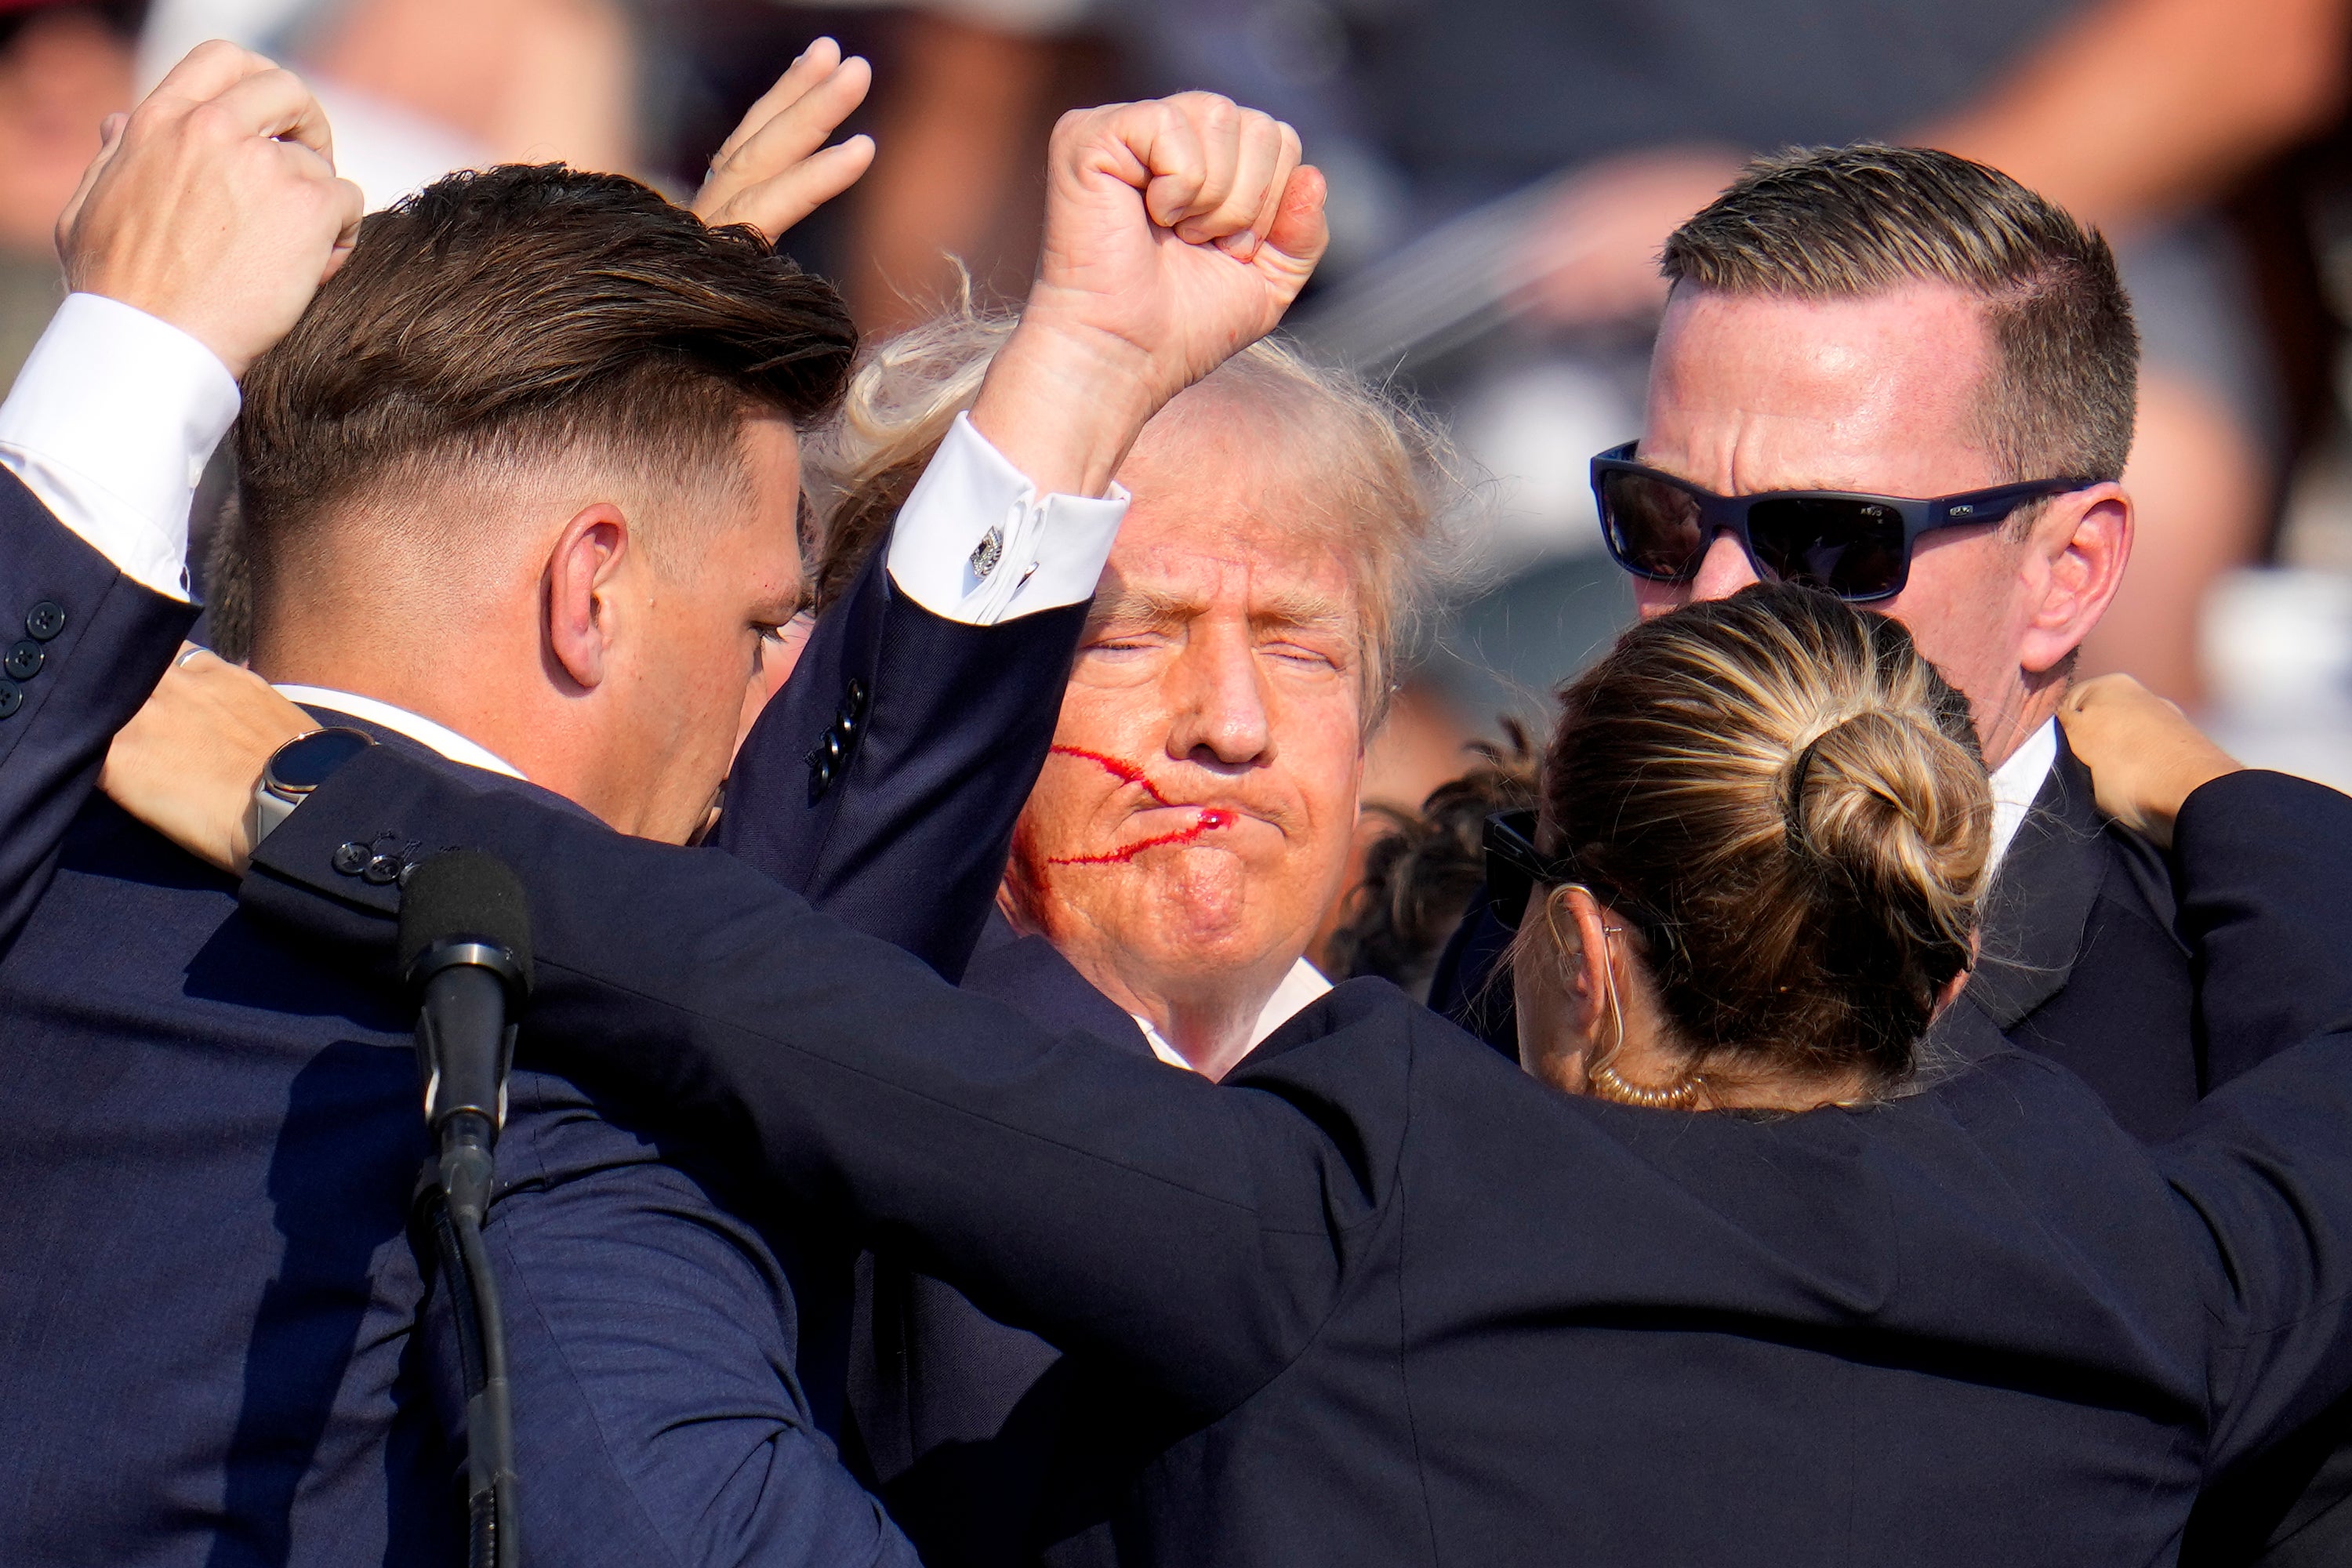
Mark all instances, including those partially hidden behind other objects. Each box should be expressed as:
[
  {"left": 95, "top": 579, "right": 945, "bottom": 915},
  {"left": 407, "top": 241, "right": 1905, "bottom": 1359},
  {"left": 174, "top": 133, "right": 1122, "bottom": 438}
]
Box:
[
  {"left": 0, "top": 293, "right": 241, "bottom": 601},
  {"left": 1987, "top": 717, "right": 2059, "bottom": 873},
  {"left": 1134, "top": 956, "right": 1334, "bottom": 1073}
]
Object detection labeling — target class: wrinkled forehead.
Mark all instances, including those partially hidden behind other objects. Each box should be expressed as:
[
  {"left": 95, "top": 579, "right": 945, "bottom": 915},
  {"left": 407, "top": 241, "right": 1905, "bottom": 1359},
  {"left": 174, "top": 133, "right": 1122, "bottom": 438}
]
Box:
[
  {"left": 1641, "top": 281, "right": 2005, "bottom": 497},
  {"left": 1095, "top": 506, "right": 1363, "bottom": 637}
]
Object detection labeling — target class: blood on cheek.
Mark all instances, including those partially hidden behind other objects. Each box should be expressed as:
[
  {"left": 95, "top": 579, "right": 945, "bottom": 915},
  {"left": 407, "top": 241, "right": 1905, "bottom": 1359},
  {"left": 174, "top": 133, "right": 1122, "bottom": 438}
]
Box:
[{"left": 1044, "top": 746, "right": 1235, "bottom": 866}]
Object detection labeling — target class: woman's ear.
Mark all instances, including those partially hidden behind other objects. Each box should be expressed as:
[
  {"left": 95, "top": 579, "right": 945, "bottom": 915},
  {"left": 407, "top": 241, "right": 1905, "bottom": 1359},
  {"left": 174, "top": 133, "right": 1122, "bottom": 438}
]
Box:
[
  {"left": 546, "top": 504, "right": 630, "bottom": 692},
  {"left": 1550, "top": 884, "right": 1617, "bottom": 1050}
]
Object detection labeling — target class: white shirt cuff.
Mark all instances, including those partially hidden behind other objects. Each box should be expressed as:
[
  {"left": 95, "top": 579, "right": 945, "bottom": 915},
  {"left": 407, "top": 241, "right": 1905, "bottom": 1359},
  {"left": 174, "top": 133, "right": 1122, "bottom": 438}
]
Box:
[
  {"left": 0, "top": 292, "right": 241, "bottom": 601},
  {"left": 884, "top": 412, "right": 1129, "bottom": 626}
]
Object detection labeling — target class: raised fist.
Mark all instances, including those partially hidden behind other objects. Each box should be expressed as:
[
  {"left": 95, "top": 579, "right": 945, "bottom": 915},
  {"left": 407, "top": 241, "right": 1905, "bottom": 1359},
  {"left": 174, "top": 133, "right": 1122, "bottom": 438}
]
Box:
[
  {"left": 57, "top": 42, "right": 365, "bottom": 378},
  {"left": 972, "top": 93, "right": 1330, "bottom": 498}
]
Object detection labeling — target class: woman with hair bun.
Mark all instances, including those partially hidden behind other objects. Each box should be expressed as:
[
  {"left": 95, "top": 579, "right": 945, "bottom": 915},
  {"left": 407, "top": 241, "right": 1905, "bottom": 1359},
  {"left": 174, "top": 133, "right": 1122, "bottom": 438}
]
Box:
[
  {"left": 108, "top": 580, "right": 2352, "bottom": 1566},
  {"left": 1502, "top": 583, "right": 1996, "bottom": 1112}
]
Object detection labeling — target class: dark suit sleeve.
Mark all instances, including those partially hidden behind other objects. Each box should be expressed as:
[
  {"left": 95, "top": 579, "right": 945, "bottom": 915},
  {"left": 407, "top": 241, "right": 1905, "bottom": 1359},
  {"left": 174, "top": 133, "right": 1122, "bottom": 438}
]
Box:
[
  {"left": 423, "top": 1131, "right": 918, "bottom": 1568},
  {"left": 243, "top": 745, "right": 1363, "bottom": 1424},
  {"left": 2153, "top": 771, "right": 2352, "bottom": 1473},
  {"left": 718, "top": 548, "right": 1086, "bottom": 982},
  {"left": 0, "top": 470, "right": 198, "bottom": 946}
]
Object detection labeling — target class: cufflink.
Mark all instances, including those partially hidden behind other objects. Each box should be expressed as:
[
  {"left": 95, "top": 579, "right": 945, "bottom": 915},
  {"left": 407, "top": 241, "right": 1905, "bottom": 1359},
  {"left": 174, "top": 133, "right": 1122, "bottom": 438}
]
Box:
[{"left": 971, "top": 524, "right": 1004, "bottom": 581}]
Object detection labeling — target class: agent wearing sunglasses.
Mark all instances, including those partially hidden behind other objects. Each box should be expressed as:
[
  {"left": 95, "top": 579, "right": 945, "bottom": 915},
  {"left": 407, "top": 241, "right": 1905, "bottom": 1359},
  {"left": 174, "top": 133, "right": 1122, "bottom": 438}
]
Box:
[{"left": 1439, "top": 146, "right": 2249, "bottom": 1157}]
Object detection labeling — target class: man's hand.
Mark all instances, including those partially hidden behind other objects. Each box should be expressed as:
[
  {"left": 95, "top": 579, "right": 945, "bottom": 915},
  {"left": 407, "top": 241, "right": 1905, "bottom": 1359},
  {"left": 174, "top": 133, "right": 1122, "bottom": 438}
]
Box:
[
  {"left": 2057, "top": 673, "right": 2245, "bottom": 847},
  {"left": 971, "top": 93, "right": 1330, "bottom": 498},
  {"left": 57, "top": 42, "right": 364, "bottom": 379},
  {"left": 101, "top": 647, "right": 314, "bottom": 875},
  {"left": 694, "top": 37, "right": 877, "bottom": 243}
]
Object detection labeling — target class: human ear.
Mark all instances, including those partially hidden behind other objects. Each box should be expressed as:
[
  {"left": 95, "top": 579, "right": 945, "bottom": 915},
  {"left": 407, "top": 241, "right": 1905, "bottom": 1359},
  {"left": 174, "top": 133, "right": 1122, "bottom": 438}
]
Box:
[
  {"left": 2019, "top": 484, "right": 2132, "bottom": 677},
  {"left": 544, "top": 504, "right": 630, "bottom": 692},
  {"left": 1552, "top": 885, "right": 1620, "bottom": 1051}
]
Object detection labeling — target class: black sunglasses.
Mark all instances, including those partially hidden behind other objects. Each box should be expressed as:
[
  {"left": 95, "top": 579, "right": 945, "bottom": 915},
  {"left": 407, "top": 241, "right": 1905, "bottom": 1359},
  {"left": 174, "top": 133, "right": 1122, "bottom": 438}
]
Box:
[
  {"left": 1483, "top": 810, "right": 1573, "bottom": 931},
  {"left": 1591, "top": 443, "right": 2100, "bottom": 602}
]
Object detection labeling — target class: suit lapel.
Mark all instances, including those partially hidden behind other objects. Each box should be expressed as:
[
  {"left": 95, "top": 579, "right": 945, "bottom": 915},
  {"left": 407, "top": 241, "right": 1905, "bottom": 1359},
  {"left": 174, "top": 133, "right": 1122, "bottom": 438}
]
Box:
[{"left": 1964, "top": 730, "right": 2109, "bottom": 1029}]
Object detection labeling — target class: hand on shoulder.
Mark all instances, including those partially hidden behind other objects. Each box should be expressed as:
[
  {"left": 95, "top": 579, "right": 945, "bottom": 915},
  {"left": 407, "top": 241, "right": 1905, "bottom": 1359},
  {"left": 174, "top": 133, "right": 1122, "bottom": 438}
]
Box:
[{"left": 2058, "top": 673, "right": 2244, "bottom": 848}]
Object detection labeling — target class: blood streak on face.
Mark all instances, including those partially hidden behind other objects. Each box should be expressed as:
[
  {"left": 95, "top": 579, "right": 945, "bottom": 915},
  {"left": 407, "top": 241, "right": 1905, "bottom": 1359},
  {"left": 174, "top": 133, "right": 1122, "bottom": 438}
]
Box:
[{"left": 1045, "top": 745, "right": 1233, "bottom": 866}]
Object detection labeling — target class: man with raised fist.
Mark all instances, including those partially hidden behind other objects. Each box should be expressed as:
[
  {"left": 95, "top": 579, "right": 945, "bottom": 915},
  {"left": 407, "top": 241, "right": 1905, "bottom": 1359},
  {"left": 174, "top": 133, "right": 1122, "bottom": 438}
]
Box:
[{"left": 0, "top": 31, "right": 1327, "bottom": 1567}]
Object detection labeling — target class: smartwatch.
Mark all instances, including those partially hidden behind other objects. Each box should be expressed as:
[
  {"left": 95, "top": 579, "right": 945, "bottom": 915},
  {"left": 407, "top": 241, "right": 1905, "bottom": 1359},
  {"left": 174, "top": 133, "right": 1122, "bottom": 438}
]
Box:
[{"left": 246, "top": 727, "right": 376, "bottom": 850}]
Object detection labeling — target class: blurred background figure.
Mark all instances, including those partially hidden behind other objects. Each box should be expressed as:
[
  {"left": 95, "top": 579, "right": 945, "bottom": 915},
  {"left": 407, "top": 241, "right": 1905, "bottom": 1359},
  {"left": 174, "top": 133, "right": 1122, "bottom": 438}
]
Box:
[
  {"left": 138, "top": 0, "right": 638, "bottom": 209},
  {"left": 0, "top": 0, "right": 143, "bottom": 383}
]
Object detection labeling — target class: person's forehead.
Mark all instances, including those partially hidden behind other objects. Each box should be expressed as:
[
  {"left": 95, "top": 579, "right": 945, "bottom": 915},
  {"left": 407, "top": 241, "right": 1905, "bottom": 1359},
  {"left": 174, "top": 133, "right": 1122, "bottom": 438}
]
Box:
[
  {"left": 1100, "top": 507, "right": 1359, "bottom": 622},
  {"left": 1640, "top": 281, "right": 2007, "bottom": 497}
]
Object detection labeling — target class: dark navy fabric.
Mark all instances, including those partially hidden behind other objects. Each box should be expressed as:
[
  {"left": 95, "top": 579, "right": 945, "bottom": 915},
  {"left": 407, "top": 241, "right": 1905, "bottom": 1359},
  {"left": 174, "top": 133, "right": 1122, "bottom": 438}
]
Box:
[
  {"left": 244, "top": 751, "right": 2352, "bottom": 1566},
  {"left": 848, "top": 913, "right": 1152, "bottom": 1568},
  {"left": 0, "top": 540, "right": 1073, "bottom": 1566},
  {"left": 0, "top": 469, "right": 194, "bottom": 942}
]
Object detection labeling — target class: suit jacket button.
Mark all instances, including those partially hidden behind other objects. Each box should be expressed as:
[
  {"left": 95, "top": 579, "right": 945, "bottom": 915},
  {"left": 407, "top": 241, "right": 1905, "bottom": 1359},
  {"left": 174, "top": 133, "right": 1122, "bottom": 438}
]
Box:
[
  {"left": 846, "top": 678, "right": 867, "bottom": 711},
  {"left": 0, "top": 679, "right": 18, "bottom": 720},
  {"left": 2, "top": 641, "right": 42, "bottom": 681},
  {"left": 362, "top": 853, "right": 405, "bottom": 885},
  {"left": 24, "top": 601, "right": 64, "bottom": 641},
  {"left": 332, "top": 841, "right": 372, "bottom": 875},
  {"left": 820, "top": 730, "right": 844, "bottom": 764}
]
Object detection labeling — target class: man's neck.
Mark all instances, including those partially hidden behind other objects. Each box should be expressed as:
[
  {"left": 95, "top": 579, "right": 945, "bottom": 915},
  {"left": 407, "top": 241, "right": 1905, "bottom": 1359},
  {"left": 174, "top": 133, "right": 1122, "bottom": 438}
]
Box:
[
  {"left": 1067, "top": 944, "right": 1299, "bottom": 1081},
  {"left": 1977, "top": 673, "right": 2068, "bottom": 771}
]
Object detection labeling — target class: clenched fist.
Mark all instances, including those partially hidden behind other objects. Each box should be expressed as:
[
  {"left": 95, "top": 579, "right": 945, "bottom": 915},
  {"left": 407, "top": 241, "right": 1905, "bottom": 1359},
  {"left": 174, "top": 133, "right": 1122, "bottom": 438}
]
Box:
[
  {"left": 972, "top": 93, "right": 1330, "bottom": 499},
  {"left": 57, "top": 42, "right": 365, "bottom": 379}
]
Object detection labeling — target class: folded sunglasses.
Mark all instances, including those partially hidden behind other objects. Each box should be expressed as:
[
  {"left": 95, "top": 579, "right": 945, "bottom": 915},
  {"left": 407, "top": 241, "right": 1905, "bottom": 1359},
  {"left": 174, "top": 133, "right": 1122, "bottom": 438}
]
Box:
[{"left": 1591, "top": 442, "right": 2099, "bottom": 602}]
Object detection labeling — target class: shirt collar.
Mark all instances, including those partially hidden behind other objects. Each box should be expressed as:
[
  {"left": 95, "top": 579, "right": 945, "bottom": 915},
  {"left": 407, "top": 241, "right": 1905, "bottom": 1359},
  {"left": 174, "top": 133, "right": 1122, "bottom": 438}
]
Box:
[
  {"left": 1987, "top": 717, "right": 2058, "bottom": 871},
  {"left": 271, "top": 684, "right": 526, "bottom": 780},
  {"left": 1135, "top": 957, "right": 1334, "bottom": 1073}
]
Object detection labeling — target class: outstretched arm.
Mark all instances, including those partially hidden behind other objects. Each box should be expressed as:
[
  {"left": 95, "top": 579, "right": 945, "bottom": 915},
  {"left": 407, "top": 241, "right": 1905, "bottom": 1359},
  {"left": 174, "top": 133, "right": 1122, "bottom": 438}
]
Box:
[
  {"left": 2064, "top": 680, "right": 2352, "bottom": 1466},
  {"left": 230, "top": 738, "right": 1365, "bottom": 1424}
]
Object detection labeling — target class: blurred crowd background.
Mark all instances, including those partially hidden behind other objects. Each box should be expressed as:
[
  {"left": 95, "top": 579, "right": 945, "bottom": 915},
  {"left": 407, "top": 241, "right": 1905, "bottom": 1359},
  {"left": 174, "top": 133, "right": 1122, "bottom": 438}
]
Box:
[{"left": 10, "top": 0, "right": 2352, "bottom": 855}]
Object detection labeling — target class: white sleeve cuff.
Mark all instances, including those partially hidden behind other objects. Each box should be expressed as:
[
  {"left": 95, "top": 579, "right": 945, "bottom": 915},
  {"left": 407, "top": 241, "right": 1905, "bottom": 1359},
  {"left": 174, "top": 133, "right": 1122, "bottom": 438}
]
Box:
[
  {"left": 0, "top": 292, "right": 241, "bottom": 601},
  {"left": 884, "top": 411, "right": 1129, "bottom": 626}
]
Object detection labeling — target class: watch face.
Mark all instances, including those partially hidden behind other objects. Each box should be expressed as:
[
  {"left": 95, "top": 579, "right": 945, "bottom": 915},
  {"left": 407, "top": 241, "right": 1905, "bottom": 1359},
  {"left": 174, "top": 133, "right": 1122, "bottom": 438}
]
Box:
[{"left": 268, "top": 727, "right": 376, "bottom": 794}]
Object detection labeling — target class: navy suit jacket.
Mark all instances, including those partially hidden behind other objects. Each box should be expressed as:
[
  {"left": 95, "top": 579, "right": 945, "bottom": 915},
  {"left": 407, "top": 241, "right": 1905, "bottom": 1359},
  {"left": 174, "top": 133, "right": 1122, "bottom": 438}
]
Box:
[
  {"left": 240, "top": 748, "right": 2352, "bottom": 1566},
  {"left": 0, "top": 524, "right": 1081, "bottom": 1568},
  {"left": 848, "top": 914, "right": 1150, "bottom": 1568}
]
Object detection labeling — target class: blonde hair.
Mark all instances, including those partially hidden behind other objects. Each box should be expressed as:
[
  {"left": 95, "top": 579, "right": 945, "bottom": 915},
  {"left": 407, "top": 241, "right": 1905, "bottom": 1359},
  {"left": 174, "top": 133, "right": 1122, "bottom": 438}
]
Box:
[
  {"left": 1540, "top": 583, "right": 1991, "bottom": 1087},
  {"left": 800, "top": 303, "right": 1458, "bottom": 724}
]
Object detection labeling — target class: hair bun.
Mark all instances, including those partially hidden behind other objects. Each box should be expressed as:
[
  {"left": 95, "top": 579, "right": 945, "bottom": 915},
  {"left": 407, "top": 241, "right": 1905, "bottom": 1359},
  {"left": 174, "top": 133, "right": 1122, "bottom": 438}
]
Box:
[{"left": 1786, "top": 710, "right": 1989, "bottom": 966}]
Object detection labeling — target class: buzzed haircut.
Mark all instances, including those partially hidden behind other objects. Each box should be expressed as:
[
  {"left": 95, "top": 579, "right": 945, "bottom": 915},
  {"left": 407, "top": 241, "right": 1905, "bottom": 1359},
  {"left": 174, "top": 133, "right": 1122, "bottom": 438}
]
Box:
[
  {"left": 1662, "top": 143, "right": 2139, "bottom": 487},
  {"left": 233, "top": 163, "right": 857, "bottom": 628}
]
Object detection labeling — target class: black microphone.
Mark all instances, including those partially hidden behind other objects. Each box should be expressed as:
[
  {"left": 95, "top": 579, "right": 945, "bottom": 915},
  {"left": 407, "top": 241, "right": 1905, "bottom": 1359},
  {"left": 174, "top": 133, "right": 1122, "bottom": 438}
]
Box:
[
  {"left": 399, "top": 851, "right": 532, "bottom": 1568},
  {"left": 401, "top": 852, "right": 533, "bottom": 1214}
]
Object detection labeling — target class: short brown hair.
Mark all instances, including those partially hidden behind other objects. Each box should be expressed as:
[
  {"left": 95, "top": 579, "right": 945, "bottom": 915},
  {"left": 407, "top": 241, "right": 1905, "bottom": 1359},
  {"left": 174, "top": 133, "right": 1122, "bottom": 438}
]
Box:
[
  {"left": 232, "top": 163, "right": 856, "bottom": 634},
  {"left": 1537, "top": 583, "right": 1990, "bottom": 1091},
  {"left": 1663, "top": 144, "right": 2138, "bottom": 485}
]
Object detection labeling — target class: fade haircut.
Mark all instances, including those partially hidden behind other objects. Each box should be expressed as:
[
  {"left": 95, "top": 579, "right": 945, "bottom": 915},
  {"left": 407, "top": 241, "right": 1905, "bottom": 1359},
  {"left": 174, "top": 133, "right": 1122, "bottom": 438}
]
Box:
[
  {"left": 1661, "top": 144, "right": 2139, "bottom": 489},
  {"left": 234, "top": 164, "right": 857, "bottom": 629}
]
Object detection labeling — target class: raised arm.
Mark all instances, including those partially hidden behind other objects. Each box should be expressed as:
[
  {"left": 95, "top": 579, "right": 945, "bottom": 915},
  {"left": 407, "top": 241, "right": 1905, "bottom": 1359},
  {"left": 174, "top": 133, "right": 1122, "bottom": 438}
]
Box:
[
  {"left": 0, "top": 43, "right": 359, "bottom": 943},
  {"left": 717, "top": 93, "right": 1327, "bottom": 977}
]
